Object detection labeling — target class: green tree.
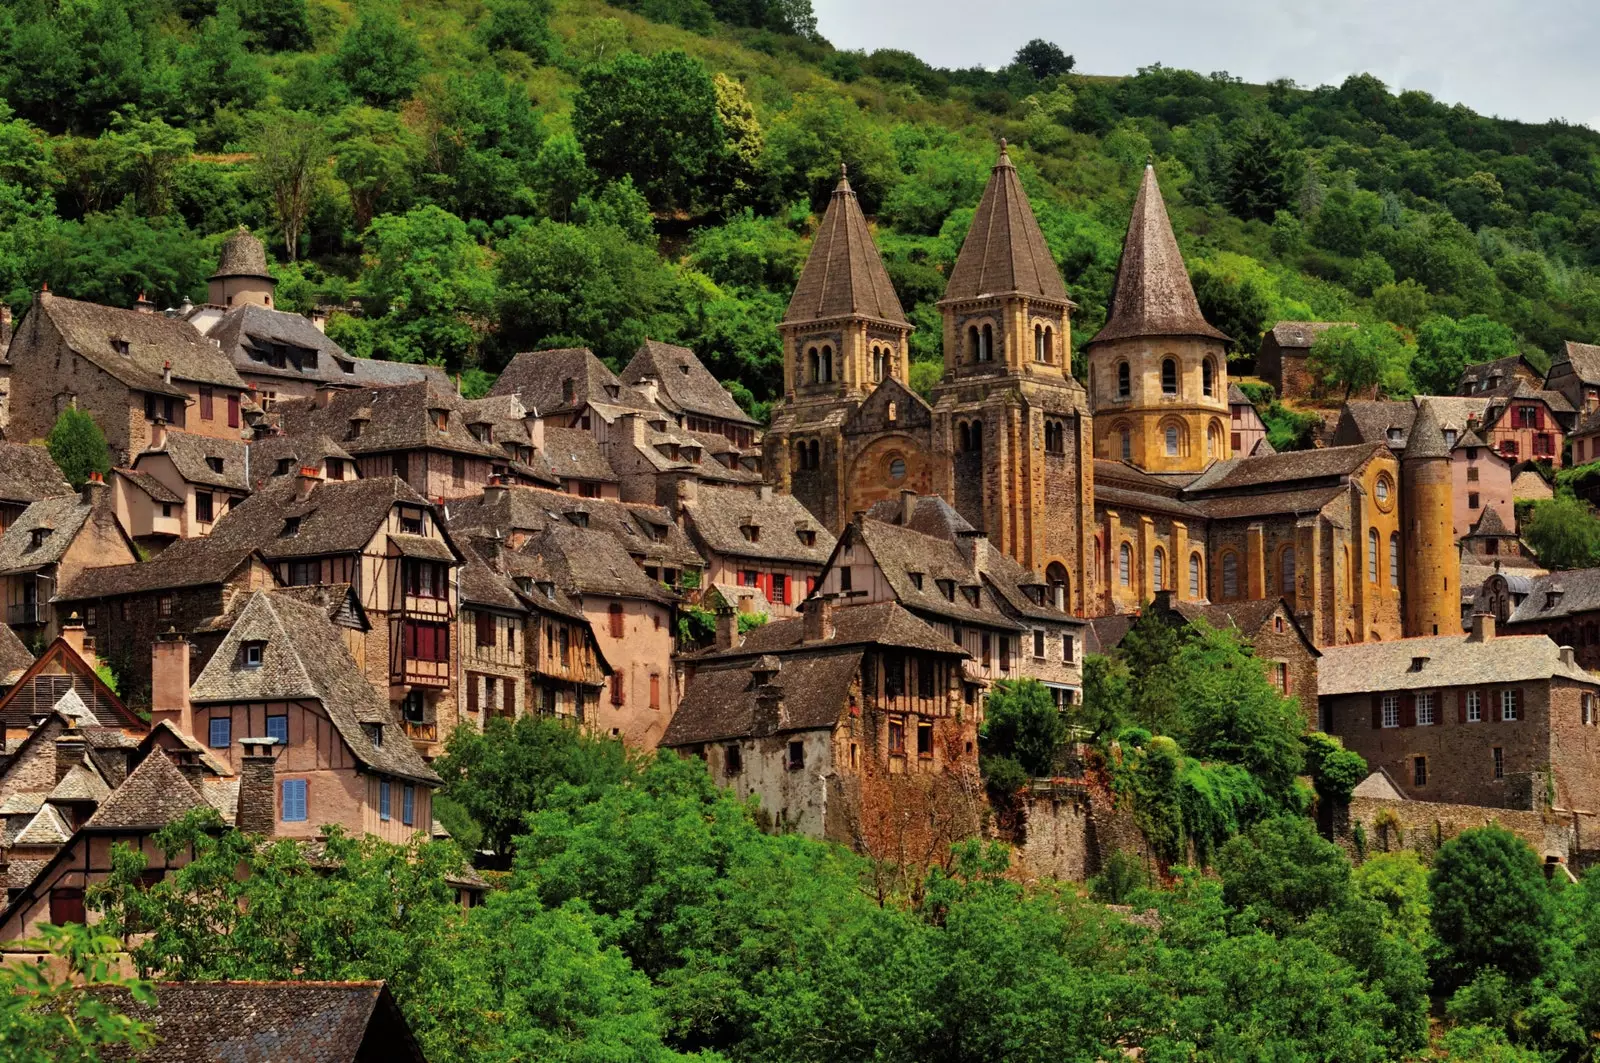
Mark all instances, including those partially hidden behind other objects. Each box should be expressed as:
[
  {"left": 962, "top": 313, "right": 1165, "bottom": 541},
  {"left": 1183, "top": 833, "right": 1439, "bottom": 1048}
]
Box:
[
  {"left": 1429, "top": 826, "right": 1555, "bottom": 990},
  {"left": 47, "top": 407, "right": 111, "bottom": 489},
  {"left": 0, "top": 923, "right": 154, "bottom": 1062},
  {"left": 1224, "top": 124, "right": 1303, "bottom": 223},
  {"left": 1217, "top": 814, "right": 1350, "bottom": 931},
  {"left": 1301, "top": 730, "right": 1367, "bottom": 805},
  {"left": 333, "top": 107, "right": 420, "bottom": 231},
  {"left": 335, "top": 7, "right": 424, "bottom": 107},
  {"left": 1412, "top": 313, "right": 1520, "bottom": 395},
  {"left": 1521, "top": 494, "right": 1600, "bottom": 570},
  {"left": 433, "top": 714, "right": 632, "bottom": 861},
  {"left": 475, "top": 0, "right": 555, "bottom": 61},
  {"left": 417, "top": 71, "right": 547, "bottom": 222},
  {"left": 1351, "top": 851, "right": 1432, "bottom": 953},
  {"left": 228, "top": 0, "right": 314, "bottom": 50},
  {"left": 760, "top": 92, "right": 899, "bottom": 212},
  {"left": 252, "top": 110, "right": 328, "bottom": 260},
  {"left": 573, "top": 50, "right": 725, "bottom": 211},
  {"left": 359, "top": 205, "right": 495, "bottom": 368},
  {"left": 1372, "top": 277, "right": 1432, "bottom": 331},
  {"left": 528, "top": 132, "right": 593, "bottom": 222},
  {"left": 106, "top": 116, "right": 196, "bottom": 218},
  {"left": 979, "top": 678, "right": 1067, "bottom": 779},
  {"left": 46, "top": 208, "right": 207, "bottom": 308},
  {"left": 1307, "top": 323, "right": 1410, "bottom": 400},
  {"left": 1191, "top": 260, "right": 1270, "bottom": 354},
  {"left": 1010, "top": 38, "right": 1074, "bottom": 81}
]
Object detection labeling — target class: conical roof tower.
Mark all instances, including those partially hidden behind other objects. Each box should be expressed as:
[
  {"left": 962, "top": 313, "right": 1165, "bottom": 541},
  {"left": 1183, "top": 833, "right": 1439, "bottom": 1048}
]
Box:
[
  {"left": 1090, "top": 164, "right": 1227, "bottom": 346},
  {"left": 942, "top": 140, "right": 1071, "bottom": 306},
  {"left": 1403, "top": 399, "right": 1450, "bottom": 459},
  {"left": 784, "top": 166, "right": 907, "bottom": 328}
]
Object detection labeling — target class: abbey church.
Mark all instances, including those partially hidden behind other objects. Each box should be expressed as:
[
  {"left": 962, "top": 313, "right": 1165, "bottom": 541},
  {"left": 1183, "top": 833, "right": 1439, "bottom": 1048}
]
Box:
[{"left": 765, "top": 146, "right": 1460, "bottom": 646}]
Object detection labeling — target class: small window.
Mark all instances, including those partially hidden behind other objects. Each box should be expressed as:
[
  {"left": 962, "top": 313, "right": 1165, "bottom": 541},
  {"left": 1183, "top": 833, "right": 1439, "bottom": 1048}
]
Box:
[
  {"left": 1034, "top": 630, "right": 1045, "bottom": 658},
  {"left": 1381, "top": 695, "right": 1399, "bottom": 729},
  {"left": 281, "top": 779, "right": 307, "bottom": 822},
  {"left": 888, "top": 716, "right": 906, "bottom": 755},
  {"left": 244, "top": 641, "right": 264, "bottom": 668},
  {"left": 1466, "top": 690, "right": 1482, "bottom": 722},
  {"left": 1222, "top": 553, "right": 1238, "bottom": 598},
  {"left": 1389, "top": 533, "right": 1400, "bottom": 589},
  {"left": 266, "top": 714, "right": 288, "bottom": 744},
  {"left": 1492, "top": 746, "right": 1504, "bottom": 780},
  {"left": 725, "top": 744, "right": 743, "bottom": 775},
  {"left": 379, "top": 780, "right": 392, "bottom": 821},
  {"left": 1116, "top": 361, "right": 1130, "bottom": 398},
  {"left": 889, "top": 457, "right": 906, "bottom": 481},
  {"left": 1417, "top": 692, "right": 1435, "bottom": 726},
  {"left": 917, "top": 721, "right": 934, "bottom": 758},
  {"left": 1161, "top": 358, "right": 1178, "bottom": 396},
  {"left": 787, "top": 740, "right": 805, "bottom": 771},
  {"left": 1118, "top": 543, "right": 1131, "bottom": 587},
  {"left": 1501, "top": 689, "right": 1519, "bottom": 721},
  {"left": 402, "top": 784, "right": 415, "bottom": 826},
  {"left": 206, "top": 456, "right": 224, "bottom": 474},
  {"left": 281, "top": 516, "right": 301, "bottom": 537},
  {"left": 1413, "top": 756, "right": 1427, "bottom": 787},
  {"left": 209, "top": 716, "right": 231, "bottom": 748},
  {"left": 196, "top": 492, "right": 214, "bottom": 524},
  {"left": 111, "top": 339, "right": 131, "bottom": 357}
]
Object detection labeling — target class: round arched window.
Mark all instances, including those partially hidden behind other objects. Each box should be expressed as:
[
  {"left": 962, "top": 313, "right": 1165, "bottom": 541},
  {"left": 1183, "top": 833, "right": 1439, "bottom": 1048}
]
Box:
[{"left": 888, "top": 457, "right": 907, "bottom": 481}]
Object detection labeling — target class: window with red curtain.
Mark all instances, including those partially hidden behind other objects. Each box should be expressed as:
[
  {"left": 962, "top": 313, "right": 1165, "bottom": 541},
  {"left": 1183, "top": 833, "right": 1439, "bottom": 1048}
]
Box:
[
  {"left": 227, "top": 393, "right": 240, "bottom": 428},
  {"left": 608, "top": 603, "right": 624, "bottom": 638}
]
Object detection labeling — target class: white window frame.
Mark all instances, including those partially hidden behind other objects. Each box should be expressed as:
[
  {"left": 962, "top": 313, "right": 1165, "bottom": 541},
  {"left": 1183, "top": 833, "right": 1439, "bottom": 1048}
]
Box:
[
  {"left": 1381, "top": 694, "right": 1400, "bottom": 729},
  {"left": 1416, "top": 691, "right": 1435, "bottom": 726},
  {"left": 1466, "top": 689, "right": 1481, "bottom": 723},
  {"left": 1501, "top": 689, "right": 1519, "bottom": 721}
]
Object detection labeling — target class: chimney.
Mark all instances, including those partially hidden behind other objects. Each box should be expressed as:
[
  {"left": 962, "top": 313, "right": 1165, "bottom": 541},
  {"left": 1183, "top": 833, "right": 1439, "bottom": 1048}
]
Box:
[
  {"left": 134, "top": 291, "right": 155, "bottom": 314},
  {"left": 900, "top": 489, "right": 918, "bottom": 526},
  {"left": 179, "top": 295, "right": 194, "bottom": 315},
  {"left": 310, "top": 306, "right": 328, "bottom": 333},
  {"left": 526, "top": 411, "right": 545, "bottom": 452},
  {"left": 803, "top": 595, "right": 835, "bottom": 643},
  {"left": 674, "top": 475, "right": 698, "bottom": 514},
  {"left": 315, "top": 383, "right": 339, "bottom": 409},
  {"left": 162, "top": 360, "right": 173, "bottom": 386},
  {"left": 80, "top": 469, "right": 108, "bottom": 509},
  {"left": 1561, "top": 645, "right": 1577, "bottom": 667},
  {"left": 60, "top": 614, "right": 97, "bottom": 671},
  {"left": 149, "top": 416, "right": 168, "bottom": 450},
  {"left": 956, "top": 528, "right": 984, "bottom": 573},
  {"left": 638, "top": 375, "right": 660, "bottom": 408},
  {"left": 715, "top": 605, "right": 741, "bottom": 651},
  {"left": 55, "top": 729, "right": 87, "bottom": 784},
  {"left": 295, "top": 465, "right": 320, "bottom": 502},
  {"left": 150, "top": 629, "right": 193, "bottom": 737},
  {"left": 483, "top": 475, "right": 509, "bottom": 508},
  {"left": 169, "top": 748, "right": 207, "bottom": 794},
  {"left": 1469, "top": 612, "right": 1496, "bottom": 642},
  {"left": 236, "top": 737, "right": 280, "bottom": 836},
  {"left": 758, "top": 483, "right": 772, "bottom": 504},
  {"left": 752, "top": 656, "right": 782, "bottom": 736}
]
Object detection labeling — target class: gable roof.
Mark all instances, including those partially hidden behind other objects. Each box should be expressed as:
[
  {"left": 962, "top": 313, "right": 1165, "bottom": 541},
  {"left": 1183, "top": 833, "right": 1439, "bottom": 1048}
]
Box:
[
  {"left": 785, "top": 168, "right": 909, "bottom": 326},
  {"left": 89, "top": 981, "right": 426, "bottom": 1063},
  {"left": 0, "top": 637, "right": 145, "bottom": 731},
  {"left": 1464, "top": 505, "right": 1515, "bottom": 539},
  {"left": 681, "top": 485, "right": 835, "bottom": 566},
  {"left": 0, "top": 623, "right": 33, "bottom": 686},
  {"left": 29, "top": 293, "right": 245, "bottom": 395},
  {"left": 1318, "top": 633, "right": 1589, "bottom": 695},
  {"left": 487, "top": 348, "right": 655, "bottom": 416},
  {"left": 541, "top": 427, "right": 618, "bottom": 483},
  {"left": 1556, "top": 341, "right": 1600, "bottom": 386},
  {"left": 1266, "top": 321, "right": 1360, "bottom": 350},
  {"left": 1183, "top": 443, "right": 1384, "bottom": 495},
  {"left": 0, "top": 442, "right": 71, "bottom": 505},
  {"left": 113, "top": 467, "right": 183, "bottom": 505},
  {"left": 622, "top": 340, "right": 758, "bottom": 425},
  {"left": 526, "top": 524, "right": 679, "bottom": 605},
  {"left": 662, "top": 652, "right": 864, "bottom": 746},
  {"left": 1458, "top": 353, "right": 1538, "bottom": 395},
  {"left": 1502, "top": 569, "right": 1600, "bottom": 625},
  {"left": 189, "top": 592, "right": 438, "bottom": 784},
  {"left": 447, "top": 485, "right": 699, "bottom": 570},
  {"left": 943, "top": 143, "right": 1070, "bottom": 307},
  {"left": 277, "top": 381, "right": 507, "bottom": 461},
  {"left": 696, "top": 600, "right": 968, "bottom": 661},
  {"left": 0, "top": 495, "right": 91, "bottom": 574},
  {"left": 85, "top": 748, "right": 209, "bottom": 830},
  {"left": 147, "top": 432, "right": 251, "bottom": 491},
  {"left": 1090, "top": 165, "right": 1226, "bottom": 345},
  {"left": 849, "top": 519, "right": 1022, "bottom": 630},
  {"left": 1165, "top": 594, "right": 1319, "bottom": 656},
  {"left": 1338, "top": 400, "right": 1415, "bottom": 448}
]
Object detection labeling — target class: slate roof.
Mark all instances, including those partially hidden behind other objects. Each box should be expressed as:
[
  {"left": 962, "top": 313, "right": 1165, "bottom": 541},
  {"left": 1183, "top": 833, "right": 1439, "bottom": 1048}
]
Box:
[
  {"left": 211, "top": 227, "right": 272, "bottom": 280},
  {"left": 0, "top": 495, "right": 91, "bottom": 575},
  {"left": 681, "top": 485, "right": 835, "bottom": 565},
  {"left": 1090, "top": 165, "right": 1227, "bottom": 345},
  {"left": 0, "top": 623, "right": 33, "bottom": 685},
  {"left": 49, "top": 761, "right": 110, "bottom": 804},
  {"left": 247, "top": 434, "right": 358, "bottom": 488},
  {"left": 1227, "top": 383, "right": 1252, "bottom": 405},
  {"left": 189, "top": 592, "right": 438, "bottom": 784},
  {"left": 1403, "top": 400, "right": 1450, "bottom": 459},
  {"left": 1502, "top": 569, "right": 1600, "bottom": 624},
  {"left": 113, "top": 467, "right": 182, "bottom": 505},
  {"left": 662, "top": 652, "right": 864, "bottom": 746},
  {"left": 621, "top": 340, "right": 758, "bottom": 425},
  {"left": 943, "top": 143, "right": 1071, "bottom": 307},
  {"left": 864, "top": 493, "right": 977, "bottom": 540},
  {"left": 205, "top": 303, "right": 441, "bottom": 390},
  {"left": 542, "top": 427, "right": 619, "bottom": 483},
  {"left": 1458, "top": 354, "right": 1535, "bottom": 394},
  {"left": 1186, "top": 484, "right": 1347, "bottom": 521},
  {"left": 1169, "top": 596, "right": 1316, "bottom": 653},
  {"left": 13, "top": 802, "right": 72, "bottom": 845},
  {"left": 448, "top": 485, "right": 700, "bottom": 570},
  {"left": 84, "top": 748, "right": 208, "bottom": 830},
  {"left": 1184, "top": 443, "right": 1383, "bottom": 494},
  {"left": 278, "top": 381, "right": 507, "bottom": 460},
  {"left": 526, "top": 524, "right": 679, "bottom": 605},
  {"left": 1558, "top": 341, "right": 1600, "bottom": 385},
  {"left": 696, "top": 600, "right": 969, "bottom": 661},
  {"left": 786, "top": 168, "right": 910, "bottom": 326},
  {"left": 30, "top": 293, "right": 245, "bottom": 395},
  {"left": 91, "top": 981, "right": 425, "bottom": 1063},
  {"left": 1319, "top": 633, "right": 1591, "bottom": 695},
  {"left": 151, "top": 432, "right": 251, "bottom": 491},
  {"left": 1338, "top": 401, "right": 1415, "bottom": 447},
  {"left": 1265, "top": 321, "right": 1360, "bottom": 350},
  {"left": 0, "top": 442, "right": 70, "bottom": 504},
  {"left": 851, "top": 519, "right": 1023, "bottom": 630},
  {"left": 487, "top": 347, "right": 655, "bottom": 416},
  {"left": 457, "top": 541, "right": 527, "bottom": 613}
]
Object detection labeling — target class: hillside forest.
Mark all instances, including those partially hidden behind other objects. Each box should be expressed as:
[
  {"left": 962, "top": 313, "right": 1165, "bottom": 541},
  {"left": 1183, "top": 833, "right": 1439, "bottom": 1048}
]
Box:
[{"left": 4, "top": 0, "right": 1600, "bottom": 419}]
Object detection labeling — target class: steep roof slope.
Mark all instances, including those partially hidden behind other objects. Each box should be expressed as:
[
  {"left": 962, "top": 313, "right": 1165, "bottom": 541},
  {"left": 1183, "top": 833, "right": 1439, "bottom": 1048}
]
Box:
[
  {"left": 784, "top": 168, "right": 908, "bottom": 326},
  {"left": 30, "top": 293, "right": 245, "bottom": 394},
  {"left": 942, "top": 143, "right": 1070, "bottom": 306},
  {"left": 621, "top": 339, "right": 758, "bottom": 425}
]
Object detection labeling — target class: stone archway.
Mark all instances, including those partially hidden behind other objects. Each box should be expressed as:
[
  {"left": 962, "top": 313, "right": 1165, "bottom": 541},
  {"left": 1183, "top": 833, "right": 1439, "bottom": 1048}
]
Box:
[{"left": 846, "top": 435, "right": 935, "bottom": 517}]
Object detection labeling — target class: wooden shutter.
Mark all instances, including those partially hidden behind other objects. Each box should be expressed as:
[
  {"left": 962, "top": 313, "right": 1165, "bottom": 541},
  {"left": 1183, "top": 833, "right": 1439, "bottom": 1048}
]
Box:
[
  {"left": 475, "top": 612, "right": 493, "bottom": 647},
  {"left": 227, "top": 393, "right": 240, "bottom": 428},
  {"left": 467, "top": 675, "right": 479, "bottom": 715},
  {"left": 1401, "top": 693, "right": 1417, "bottom": 728},
  {"left": 505, "top": 677, "right": 516, "bottom": 715},
  {"left": 1492, "top": 689, "right": 1502, "bottom": 722},
  {"left": 650, "top": 674, "right": 661, "bottom": 711},
  {"left": 611, "top": 673, "right": 624, "bottom": 706},
  {"left": 1371, "top": 693, "right": 1382, "bottom": 729},
  {"left": 1457, "top": 690, "right": 1467, "bottom": 724},
  {"left": 1536, "top": 405, "right": 1546, "bottom": 429},
  {"left": 608, "top": 603, "right": 624, "bottom": 638}
]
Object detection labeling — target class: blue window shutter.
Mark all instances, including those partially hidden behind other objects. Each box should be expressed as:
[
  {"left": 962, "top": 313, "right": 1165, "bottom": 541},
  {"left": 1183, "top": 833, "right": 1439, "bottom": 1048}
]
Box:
[
  {"left": 281, "top": 779, "right": 307, "bottom": 822},
  {"left": 208, "top": 717, "right": 231, "bottom": 749},
  {"left": 379, "top": 781, "right": 391, "bottom": 821},
  {"left": 266, "top": 715, "right": 288, "bottom": 744},
  {"left": 402, "top": 785, "right": 415, "bottom": 826}
]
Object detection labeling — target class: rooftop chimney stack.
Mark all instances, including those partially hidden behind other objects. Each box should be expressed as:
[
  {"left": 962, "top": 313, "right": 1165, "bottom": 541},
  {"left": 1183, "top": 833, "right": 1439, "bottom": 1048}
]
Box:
[
  {"left": 150, "top": 629, "right": 193, "bottom": 737},
  {"left": 900, "top": 489, "right": 918, "bottom": 526},
  {"left": 60, "top": 614, "right": 97, "bottom": 671},
  {"left": 236, "top": 737, "right": 280, "bottom": 836},
  {"left": 54, "top": 730, "right": 87, "bottom": 784},
  {"left": 315, "top": 383, "right": 339, "bottom": 409},
  {"left": 170, "top": 748, "right": 206, "bottom": 794},
  {"left": 803, "top": 595, "right": 835, "bottom": 643},
  {"left": 715, "top": 605, "right": 741, "bottom": 652},
  {"left": 134, "top": 292, "right": 155, "bottom": 314},
  {"left": 1561, "top": 645, "right": 1577, "bottom": 667},
  {"left": 162, "top": 360, "right": 173, "bottom": 385},
  {"left": 80, "top": 469, "right": 108, "bottom": 509},
  {"left": 310, "top": 306, "right": 328, "bottom": 334},
  {"left": 295, "top": 465, "right": 320, "bottom": 502},
  {"left": 1469, "top": 612, "right": 1497, "bottom": 642},
  {"left": 150, "top": 416, "right": 168, "bottom": 451},
  {"left": 482, "top": 476, "right": 508, "bottom": 508}
]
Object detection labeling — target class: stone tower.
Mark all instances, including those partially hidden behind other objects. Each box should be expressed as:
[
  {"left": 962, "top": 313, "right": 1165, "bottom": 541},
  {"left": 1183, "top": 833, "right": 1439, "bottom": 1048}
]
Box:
[
  {"left": 208, "top": 227, "right": 275, "bottom": 308},
  {"left": 1085, "top": 164, "right": 1231, "bottom": 473},
  {"left": 1401, "top": 400, "right": 1460, "bottom": 636},
  {"left": 928, "top": 141, "right": 1092, "bottom": 609},
  {"left": 765, "top": 166, "right": 914, "bottom": 530}
]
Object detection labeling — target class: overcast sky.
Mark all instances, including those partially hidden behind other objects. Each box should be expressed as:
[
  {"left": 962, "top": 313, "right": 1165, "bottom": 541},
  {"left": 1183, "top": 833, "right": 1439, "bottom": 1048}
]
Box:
[{"left": 811, "top": 0, "right": 1600, "bottom": 130}]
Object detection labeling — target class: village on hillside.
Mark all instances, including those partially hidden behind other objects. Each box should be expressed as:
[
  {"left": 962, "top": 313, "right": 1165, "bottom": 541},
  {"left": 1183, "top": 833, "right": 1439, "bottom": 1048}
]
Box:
[{"left": 7, "top": 77, "right": 1600, "bottom": 1063}]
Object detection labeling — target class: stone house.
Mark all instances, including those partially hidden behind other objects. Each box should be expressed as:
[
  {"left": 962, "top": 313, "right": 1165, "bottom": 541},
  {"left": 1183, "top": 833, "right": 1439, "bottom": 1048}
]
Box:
[
  {"left": 1481, "top": 568, "right": 1600, "bottom": 671},
  {"left": 1544, "top": 340, "right": 1600, "bottom": 416},
  {"left": 0, "top": 443, "right": 70, "bottom": 535},
  {"left": 246, "top": 433, "right": 363, "bottom": 489},
  {"left": 84, "top": 981, "right": 429, "bottom": 1063},
  {"left": 178, "top": 591, "right": 440, "bottom": 842},
  {"left": 185, "top": 228, "right": 444, "bottom": 408},
  {"left": 111, "top": 428, "right": 252, "bottom": 551},
  {"left": 456, "top": 543, "right": 530, "bottom": 725},
  {"left": 677, "top": 482, "right": 836, "bottom": 617},
  {"left": 621, "top": 339, "right": 760, "bottom": 449},
  {"left": 1458, "top": 353, "right": 1544, "bottom": 397},
  {"left": 0, "top": 477, "right": 136, "bottom": 644},
  {"left": 664, "top": 598, "right": 982, "bottom": 857},
  {"left": 1255, "top": 321, "right": 1361, "bottom": 401},
  {"left": 540, "top": 426, "right": 623, "bottom": 498},
  {"left": 276, "top": 381, "right": 517, "bottom": 501},
  {"left": 7, "top": 290, "right": 249, "bottom": 466},
  {"left": 1319, "top": 613, "right": 1600, "bottom": 814}
]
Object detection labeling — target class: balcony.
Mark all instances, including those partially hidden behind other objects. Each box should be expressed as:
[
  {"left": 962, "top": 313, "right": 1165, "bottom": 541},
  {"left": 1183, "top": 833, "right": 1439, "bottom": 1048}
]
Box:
[
  {"left": 394, "top": 658, "right": 449, "bottom": 688},
  {"left": 402, "top": 720, "right": 438, "bottom": 743},
  {"left": 7, "top": 602, "right": 42, "bottom": 626}
]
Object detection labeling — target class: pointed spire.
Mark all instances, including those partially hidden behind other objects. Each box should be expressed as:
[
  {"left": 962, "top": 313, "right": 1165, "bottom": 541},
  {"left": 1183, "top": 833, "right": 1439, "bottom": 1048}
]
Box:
[
  {"left": 1404, "top": 399, "right": 1450, "bottom": 459},
  {"left": 783, "top": 162, "right": 908, "bottom": 327},
  {"left": 1090, "top": 164, "right": 1228, "bottom": 346},
  {"left": 942, "top": 141, "right": 1069, "bottom": 305}
]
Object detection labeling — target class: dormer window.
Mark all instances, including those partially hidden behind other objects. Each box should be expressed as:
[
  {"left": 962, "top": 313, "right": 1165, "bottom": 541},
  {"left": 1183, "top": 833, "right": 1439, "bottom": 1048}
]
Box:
[
  {"left": 28, "top": 528, "right": 49, "bottom": 550},
  {"left": 539, "top": 581, "right": 556, "bottom": 600},
  {"left": 111, "top": 339, "right": 130, "bottom": 356},
  {"left": 431, "top": 409, "right": 448, "bottom": 431},
  {"left": 364, "top": 723, "right": 383, "bottom": 748},
  {"left": 206, "top": 456, "right": 224, "bottom": 473},
  {"left": 281, "top": 516, "right": 301, "bottom": 537},
  {"left": 341, "top": 358, "right": 356, "bottom": 374},
  {"left": 909, "top": 572, "right": 924, "bottom": 590},
  {"left": 1409, "top": 656, "right": 1428, "bottom": 672},
  {"left": 740, "top": 524, "right": 760, "bottom": 543},
  {"left": 243, "top": 640, "right": 265, "bottom": 668},
  {"left": 1444, "top": 430, "right": 1457, "bottom": 449},
  {"left": 962, "top": 586, "right": 980, "bottom": 606},
  {"left": 562, "top": 378, "right": 576, "bottom": 404},
  {"left": 566, "top": 512, "right": 589, "bottom": 528},
  {"left": 398, "top": 507, "right": 424, "bottom": 535},
  {"left": 276, "top": 458, "right": 294, "bottom": 475},
  {"left": 796, "top": 529, "right": 816, "bottom": 546},
  {"left": 349, "top": 420, "right": 365, "bottom": 439},
  {"left": 938, "top": 579, "right": 955, "bottom": 601},
  {"left": 679, "top": 363, "right": 690, "bottom": 375},
  {"left": 604, "top": 384, "right": 620, "bottom": 399},
  {"left": 1386, "top": 428, "right": 1403, "bottom": 445}
]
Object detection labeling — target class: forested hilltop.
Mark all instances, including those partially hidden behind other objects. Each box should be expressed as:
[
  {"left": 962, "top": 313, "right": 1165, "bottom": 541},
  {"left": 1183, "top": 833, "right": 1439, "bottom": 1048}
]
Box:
[{"left": 3, "top": 0, "right": 1599, "bottom": 414}]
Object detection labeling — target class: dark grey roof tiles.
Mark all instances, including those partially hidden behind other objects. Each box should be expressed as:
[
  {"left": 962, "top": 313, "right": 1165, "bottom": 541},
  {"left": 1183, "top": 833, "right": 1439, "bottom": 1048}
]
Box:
[
  {"left": 681, "top": 485, "right": 835, "bottom": 565},
  {"left": 785, "top": 169, "right": 909, "bottom": 326},
  {"left": 942, "top": 144, "right": 1070, "bottom": 307},
  {"left": 621, "top": 340, "right": 757, "bottom": 425},
  {"left": 210, "top": 227, "right": 272, "bottom": 280},
  {"left": 0, "top": 496, "right": 91, "bottom": 574},
  {"left": 0, "top": 443, "right": 71, "bottom": 504},
  {"left": 32, "top": 293, "right": 245, "bottom": 394}
]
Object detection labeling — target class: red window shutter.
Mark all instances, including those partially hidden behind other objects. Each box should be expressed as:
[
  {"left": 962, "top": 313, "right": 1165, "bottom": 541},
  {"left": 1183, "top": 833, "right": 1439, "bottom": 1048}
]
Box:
[
  {"left": 609, "top": 604, "right": 624, "bottom": 639},
  {"left": 1492, "top": 689, "right": 1502, "bottom": 722},
  {"left": 611, "top": 673, "right": 624, "bottom": 705},
  {"left": 504, "top": 677, "right": 516, "bottom": 715},
  {"left": 200, "top": 386, "right": 213, "bottom": 420},
  {"left": 1457, "top": 690, "right": 1467, "bottom": 724},
  {"left": 227, "top": 394, "right": 240, "bottom": 428},
  {"left": 650, "top": 674, "right": 661, "bottom": 711},
  {"left": 467, "top": 675, "right": 479, "bottom": 714},
  {"left": 1536, "top": 406, "right": 1546, "bottom": 429},
  {"left": 1371, "top": 694, "right": 1381, "bottom": 729},
  {"left": 807, "top": 576, "right": 816, "bottom": 597},
  {"left": 735, "top": 571, "right": 746, "bottom": 587},
  {"left": 1400, "top": 693, "right": 1417, "bottom": 728}
]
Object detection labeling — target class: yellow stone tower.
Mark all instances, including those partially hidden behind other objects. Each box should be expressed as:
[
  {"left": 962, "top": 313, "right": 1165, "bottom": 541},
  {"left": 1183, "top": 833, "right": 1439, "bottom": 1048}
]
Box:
[
  {"left": 1401, "top": 399, "right": 1461, "bottom": 636},
  {"left": 1085, "top": 164, "right": 1232, "bottom": 473}
]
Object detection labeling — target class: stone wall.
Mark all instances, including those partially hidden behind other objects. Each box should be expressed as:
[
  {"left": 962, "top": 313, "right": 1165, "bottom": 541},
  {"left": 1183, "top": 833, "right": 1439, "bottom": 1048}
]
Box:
[{"left": 1340, "top": 795, "right": 1596, "bottom": 865}]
